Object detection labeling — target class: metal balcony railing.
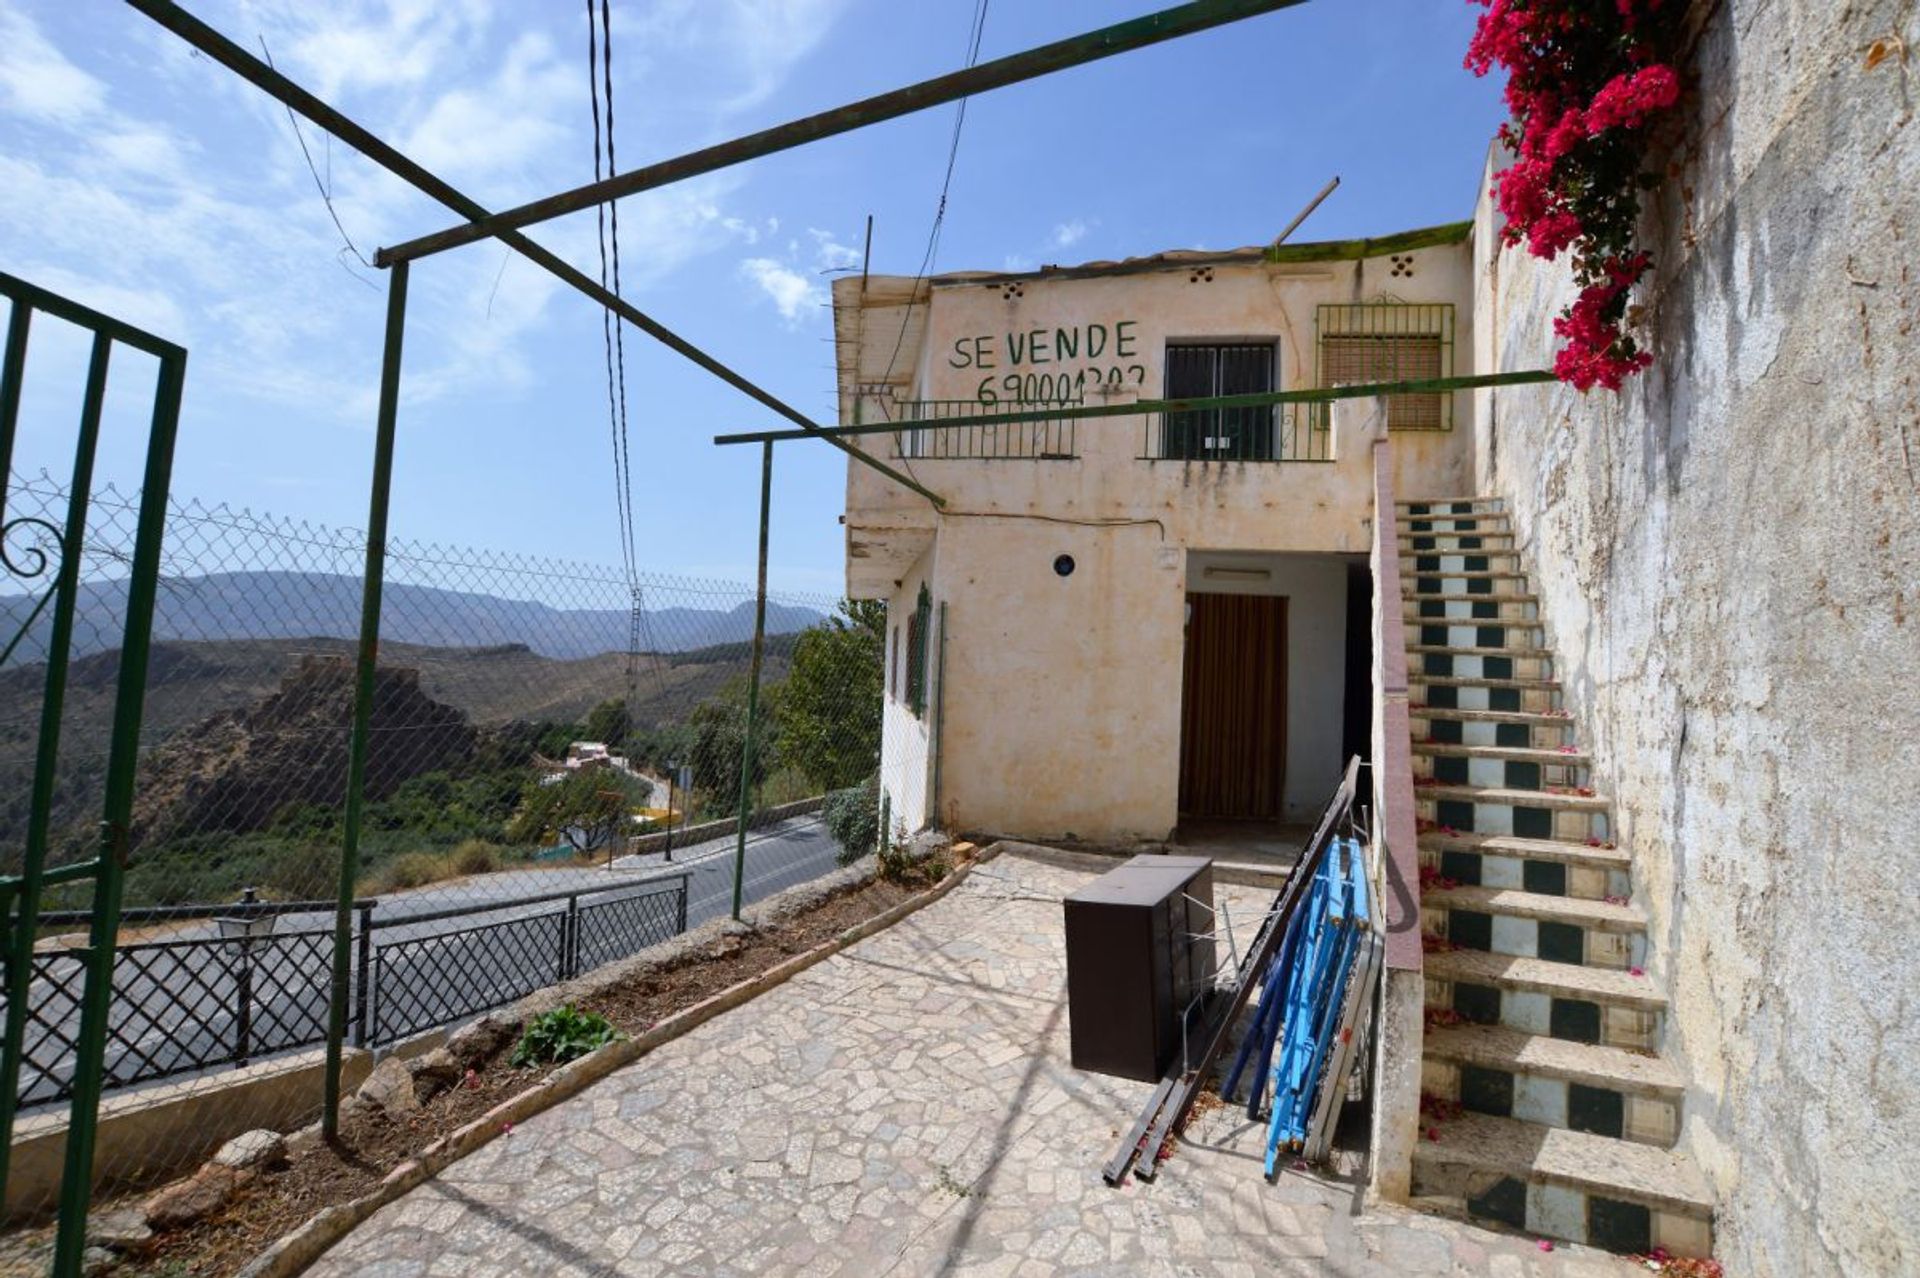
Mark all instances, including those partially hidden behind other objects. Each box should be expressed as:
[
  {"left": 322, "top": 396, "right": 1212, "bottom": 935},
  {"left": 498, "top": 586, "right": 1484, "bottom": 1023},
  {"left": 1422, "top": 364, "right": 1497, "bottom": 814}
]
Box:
[
  {"left": 1139, "top": 406, "right": 1330, "bottom": 462},
  {"left": 888, "top": 398, "right": 1081, "bottom": 460}
]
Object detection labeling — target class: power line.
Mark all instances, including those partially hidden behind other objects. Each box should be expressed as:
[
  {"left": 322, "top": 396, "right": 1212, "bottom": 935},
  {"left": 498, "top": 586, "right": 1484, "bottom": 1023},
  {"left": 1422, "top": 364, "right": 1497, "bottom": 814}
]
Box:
[
  {"left": 588, "top": 0, "right": 639, "bottom": 587},
  {"left": 877, "top": 0, "right": 991, "bottom": 392}
]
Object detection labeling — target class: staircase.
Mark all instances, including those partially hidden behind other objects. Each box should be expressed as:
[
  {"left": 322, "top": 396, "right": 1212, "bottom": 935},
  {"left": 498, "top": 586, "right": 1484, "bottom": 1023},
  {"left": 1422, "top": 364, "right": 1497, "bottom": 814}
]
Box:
[{"left": 1396, "top": 497, "right": 1715, "bottom": 1259}]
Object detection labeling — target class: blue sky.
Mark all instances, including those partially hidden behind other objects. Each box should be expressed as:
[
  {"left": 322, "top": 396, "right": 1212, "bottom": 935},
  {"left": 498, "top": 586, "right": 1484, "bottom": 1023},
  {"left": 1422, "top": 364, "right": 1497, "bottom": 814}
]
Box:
[{"left": 0, "top": 0, "right": 1504, "bottom": 596}]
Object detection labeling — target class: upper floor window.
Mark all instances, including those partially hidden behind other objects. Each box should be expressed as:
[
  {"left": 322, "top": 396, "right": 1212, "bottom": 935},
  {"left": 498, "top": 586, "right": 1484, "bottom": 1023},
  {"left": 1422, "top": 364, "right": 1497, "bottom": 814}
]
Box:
[
  {"left": 1161, "top": 342, "right": 1277, "bottom": 461},
  {"left": 1315, "top": 303, "right": 1455, "bottom": 431}
]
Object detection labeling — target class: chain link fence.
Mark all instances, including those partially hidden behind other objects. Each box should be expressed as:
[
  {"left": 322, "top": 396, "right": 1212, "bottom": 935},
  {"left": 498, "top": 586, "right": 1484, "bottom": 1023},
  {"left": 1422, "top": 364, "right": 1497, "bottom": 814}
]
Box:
[{"left": 1, "top": 470, "right": 883, "bottom": 1214}]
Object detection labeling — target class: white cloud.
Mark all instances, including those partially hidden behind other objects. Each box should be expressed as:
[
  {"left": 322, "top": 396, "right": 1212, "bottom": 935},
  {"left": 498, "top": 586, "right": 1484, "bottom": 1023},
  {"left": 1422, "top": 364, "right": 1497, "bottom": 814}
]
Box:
[
  {"left": 808, "top": 228, "right": 861, "bottom": 270},
  {"left": 0, "top": 4, "right": 105, "bottom": 123},
  {"left": 1050, "top": 218, "right": 1090, "bottom": 249},
  {"left": 739, "top": 257, "right": 822, "bottom": 323}
]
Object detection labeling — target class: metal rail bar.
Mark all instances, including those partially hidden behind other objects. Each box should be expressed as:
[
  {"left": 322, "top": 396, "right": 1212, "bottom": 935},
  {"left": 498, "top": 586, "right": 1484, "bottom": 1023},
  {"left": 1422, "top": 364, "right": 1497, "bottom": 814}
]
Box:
[
  {"left": 1104, "top": 757, "right": 1359, "bottom": 1185},
  {"left": 731, "top": 441, "right": 773, "bottom": 921},
  {"left": 325, "top": 259, "right": 408, "bottom": 1141},
  {"left": 51, "top": 339, "right": 185, "bottom": 1277},
  {"left": 368, "top": 874, "right": 689, "bottom": 930},
  {"left": 715, "top": 371, "right": 1559, "bottom": 445},
  {"left": 0, "top": 272, "right": 186, "bottom": 362},
  {"left": 377, "top": 0, "right": 1310, "bottom": 264},
  {"left": 120, "top": 0, "right": 942, "bottom": 509},
  {"left": 0, "top": 331, "right": 109, "bottom": 1198}
]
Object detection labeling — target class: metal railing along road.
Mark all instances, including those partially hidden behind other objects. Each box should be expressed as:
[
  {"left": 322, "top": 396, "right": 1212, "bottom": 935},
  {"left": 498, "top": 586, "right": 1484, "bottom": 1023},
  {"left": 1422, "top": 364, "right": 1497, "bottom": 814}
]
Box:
[{"left": 7, "top": 874, "right": 689, "bottom": 1108}]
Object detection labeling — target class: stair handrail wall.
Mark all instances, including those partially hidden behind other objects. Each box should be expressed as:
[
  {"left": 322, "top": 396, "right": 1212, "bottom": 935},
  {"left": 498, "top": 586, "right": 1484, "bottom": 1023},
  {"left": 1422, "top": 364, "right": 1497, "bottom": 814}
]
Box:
[{"left": 1364, "top": 417, "right": 1424, "bottom": 1202}]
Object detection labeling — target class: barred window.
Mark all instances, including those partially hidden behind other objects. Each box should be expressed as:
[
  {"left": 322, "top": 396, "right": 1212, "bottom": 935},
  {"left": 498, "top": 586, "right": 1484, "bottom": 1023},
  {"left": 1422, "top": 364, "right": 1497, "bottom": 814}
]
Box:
[
  {"left": 905, "top": 585, "right": 931, "bottom": 717},
  {"left": 1316, "top": 304, "right": 1455, "bottom": 431}
]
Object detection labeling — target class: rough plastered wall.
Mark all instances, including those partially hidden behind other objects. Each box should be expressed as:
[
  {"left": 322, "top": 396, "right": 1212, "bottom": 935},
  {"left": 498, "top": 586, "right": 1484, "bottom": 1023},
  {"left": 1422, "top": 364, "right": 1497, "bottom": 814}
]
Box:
[{"left": 1471, "top": 2, "right": 1920, "bottom": 1273}]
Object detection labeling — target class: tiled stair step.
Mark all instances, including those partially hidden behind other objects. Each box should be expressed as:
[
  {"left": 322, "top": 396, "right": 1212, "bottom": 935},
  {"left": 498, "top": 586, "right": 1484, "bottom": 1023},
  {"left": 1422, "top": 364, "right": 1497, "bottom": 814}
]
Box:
[
  {"left": 1412, "top": 708, "right": 1576, "bottom": 751},
  {"left": 1413, "top": 748, "right": 1588, "bottom": 793},
  {"left": 1403, "top": 518, "right": 1510, "bottom": 535},
  {"left": 1416, "top": 783, "right": 1606, "bottom": 813},
  {"left": 1413, "top": 653, "right": 1553, "bottom": 681},
  {"left": 1424, "top": 1023, "right": 1683, "bottom": 1105},
  {"left": 1419, "top": 832, "right": 1632, "bottom": 903},
  {"left": 1423, "top": 885, "right": 1646, "bottom": 970},
  {"left": 1406, "top": 552, "right": 1526, "bottom": 572},
  {"left": 1406, "top": 599, "right": 1540, "bottom": 623},
  {"left": 1422, "top": 1026, "right": 1682, "bottom": 1149},
  {"left": 1402, "top": 582, "right": 1535, "bottom": 599},
  {"left": 1413, "top": 683, "right": 1560, "bottom": 717},
  {"left": 1401, "top": 535, "right": 1519, "bottom": 554},
  {"left": 1404, "top": 593, "right": 1538, "bottom": 609},
  {"left": 1413, "top": 673, "right": 1559, "bottom": 692},
  {"left": 1424, "top": 949, "right": 1665, "bottom": 1054},
  {"left": 1411, "top": 1112, "right": 1712, "bottom": 1256},
  {"left": 1402, "top": 569, "right": 1531, "bottom": 587},
  {"left": 1416, "top": 785, "right": 1608, "bottom": 844},
  {"left": 1397, "top": 498, "right": 1503, "bottom": 511},
  {"left": 1412, "top": 742, "right": 1590, "bottom": 767},
  {"left": 1406, "top": 643, "right": 1553, "bottom": 661}
]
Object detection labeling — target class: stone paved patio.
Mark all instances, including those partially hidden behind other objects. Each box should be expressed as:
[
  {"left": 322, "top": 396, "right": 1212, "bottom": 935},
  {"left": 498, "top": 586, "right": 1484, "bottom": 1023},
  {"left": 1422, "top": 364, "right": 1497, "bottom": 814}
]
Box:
[{"left": 311, "top": 850, "right": 1641, "bottom": 1277}]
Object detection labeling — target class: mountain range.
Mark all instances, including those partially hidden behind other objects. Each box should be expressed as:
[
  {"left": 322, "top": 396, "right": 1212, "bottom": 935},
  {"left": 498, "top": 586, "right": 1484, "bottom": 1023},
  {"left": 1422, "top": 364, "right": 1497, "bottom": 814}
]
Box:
[{"left": 0, "top": 570, "right": 827, "bottom": 660}]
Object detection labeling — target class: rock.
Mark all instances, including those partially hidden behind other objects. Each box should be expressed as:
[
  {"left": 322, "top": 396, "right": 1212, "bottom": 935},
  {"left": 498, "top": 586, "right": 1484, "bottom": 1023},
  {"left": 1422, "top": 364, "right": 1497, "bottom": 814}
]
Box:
[
  {"left": 355, "top": 1055, "right": 420, "bottom": 1118},
  {"left": 410, "top": 1047, "right": 464, "bottom": 1103},
  {"left": 211, "top": 1128, "right": 287, "bottom": 1171},
  {"left": 87, "top": 1207, "right": 154, "bottom": 1253},
  {"left": 81, "top": 1245, "right": 118, "bottom": 1276},
  {"left": 143, "top": 1164, "right": 248, "bottom": 1232},
  {"left": 446, "top": 1014, "right": 519, "bottom": 1069}
]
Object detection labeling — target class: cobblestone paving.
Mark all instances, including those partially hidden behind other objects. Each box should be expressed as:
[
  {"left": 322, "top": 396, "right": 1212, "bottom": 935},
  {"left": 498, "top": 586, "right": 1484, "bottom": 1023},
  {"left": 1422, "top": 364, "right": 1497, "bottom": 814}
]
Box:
[{"left": 313, "top": 852, "right": 1641, "bottom": 1277}]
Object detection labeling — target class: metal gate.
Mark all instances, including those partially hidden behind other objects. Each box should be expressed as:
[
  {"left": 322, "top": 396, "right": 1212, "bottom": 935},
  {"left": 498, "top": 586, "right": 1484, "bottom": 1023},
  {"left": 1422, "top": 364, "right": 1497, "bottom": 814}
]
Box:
[{"left": 0, "top": 271, "right": 186, "bottom": 1268}]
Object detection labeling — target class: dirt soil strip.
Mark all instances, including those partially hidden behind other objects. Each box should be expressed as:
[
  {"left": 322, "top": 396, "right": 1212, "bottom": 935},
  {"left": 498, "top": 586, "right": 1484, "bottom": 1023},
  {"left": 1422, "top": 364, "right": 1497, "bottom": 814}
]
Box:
[{"left": 234, "top": 845, "right": 1001, "bottom": 1278}]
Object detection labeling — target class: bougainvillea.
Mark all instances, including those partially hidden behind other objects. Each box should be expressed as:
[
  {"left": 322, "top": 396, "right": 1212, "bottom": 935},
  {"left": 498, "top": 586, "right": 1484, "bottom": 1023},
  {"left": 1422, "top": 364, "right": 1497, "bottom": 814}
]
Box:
[{"left": 1466, "top": 1, "right": 1684, "bottom": 390}]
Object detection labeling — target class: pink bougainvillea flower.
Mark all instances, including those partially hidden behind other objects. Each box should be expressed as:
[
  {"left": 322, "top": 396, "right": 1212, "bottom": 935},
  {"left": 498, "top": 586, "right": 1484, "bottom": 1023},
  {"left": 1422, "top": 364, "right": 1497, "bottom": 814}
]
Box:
[
  {"left": 1538, "top": 1238, "right": 1555, "bottom": 1253},
  {"left": 1630, "top": 966, "right": 1646, "bottom": 977}
]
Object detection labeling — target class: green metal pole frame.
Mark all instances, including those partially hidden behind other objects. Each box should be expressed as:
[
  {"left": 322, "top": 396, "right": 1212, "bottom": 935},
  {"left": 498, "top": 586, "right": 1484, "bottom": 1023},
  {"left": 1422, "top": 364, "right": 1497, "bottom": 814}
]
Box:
[
  {"left": 713, "top": 370, "right": 1562, "bottom": 446},
  {"left": 0, "top": 297, "right": 31, "bottom": 524},
  {"left": 51, "top": 344, "right": 186, "bottom": 1277},
  {"left": 0, "top": 332, "right": 110, "bottom": 1196},
  {"left": 324, "top": 259, "right": 409, "bottom": 1138},
  {"left": 730, "top": 441, "right": 774, "bottom": 921},
  {"left": 378, "top": 0, "right": 1309, "bottom": 264},
  {"left": 121, "top": 0, "right": 940, "bottom": 510}
]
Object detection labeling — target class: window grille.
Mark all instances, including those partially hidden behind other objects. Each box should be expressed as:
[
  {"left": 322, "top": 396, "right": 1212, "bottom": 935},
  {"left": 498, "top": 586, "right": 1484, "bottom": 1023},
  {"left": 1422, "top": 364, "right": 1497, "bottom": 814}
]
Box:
[
  {"left": 1160, "top": 342, "right": 1278, "bottom": 461},
  {"left": 906, "top": 585, "right": 931, "bottom": 716},
  {"left": 1315, "top": 303, "right": 1455, "bottom": 431}
]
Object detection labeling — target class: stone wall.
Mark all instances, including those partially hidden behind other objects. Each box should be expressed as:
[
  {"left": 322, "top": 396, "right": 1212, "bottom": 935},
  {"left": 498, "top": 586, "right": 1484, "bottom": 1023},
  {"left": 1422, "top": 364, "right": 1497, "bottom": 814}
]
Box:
[{"left": 1469, "top": 2, "right": 1920, "bottom": 1274}]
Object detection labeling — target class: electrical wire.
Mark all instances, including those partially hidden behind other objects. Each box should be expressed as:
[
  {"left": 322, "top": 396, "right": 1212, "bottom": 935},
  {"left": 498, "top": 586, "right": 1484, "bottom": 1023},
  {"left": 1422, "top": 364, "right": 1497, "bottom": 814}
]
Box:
[
  {"left": 588, "top": 0, "right": 639, "bottom": 588},
  {"left": 876, "top": 0, "right": 991, "bottom": 392}
]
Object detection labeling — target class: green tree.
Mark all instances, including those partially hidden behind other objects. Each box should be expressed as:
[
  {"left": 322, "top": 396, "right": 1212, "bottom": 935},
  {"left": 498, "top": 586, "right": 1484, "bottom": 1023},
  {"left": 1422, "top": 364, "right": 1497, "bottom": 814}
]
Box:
[
  {"left": 582, "top": 697, "right": 632, "bottom": 750},
  {"left": 684, "top": 677, "right": 785, "bottom": 799},
  {"left": 507, "top": 769, "right": 628, "bottom": 852},
  {"left": 776, "top": 600, "right": 884, "bottom": 792}
]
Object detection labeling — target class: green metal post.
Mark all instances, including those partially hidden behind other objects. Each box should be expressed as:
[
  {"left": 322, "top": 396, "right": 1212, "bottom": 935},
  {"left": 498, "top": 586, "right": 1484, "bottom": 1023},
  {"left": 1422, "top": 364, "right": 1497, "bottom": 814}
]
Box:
[
  {"left": 730, "top": 441, "right": 773, "bottom": 921},
  {"left": 325, "top": 259, "right": 409, "bottom": 1139},
  {"left": 0, "top": 298, "right": 30, "bottom": 524},
  {"left": 378, "top": 0, "right": 1309, "bottom": 263},
  {"left": 51, "top": 344, "right": 185, "bottom": 1277},
  {"left": 932, "top": 601, "right": 947, "bottom": 828},
  {"left": 0, "top": 332, "right": 110, "bottom": 1195}
]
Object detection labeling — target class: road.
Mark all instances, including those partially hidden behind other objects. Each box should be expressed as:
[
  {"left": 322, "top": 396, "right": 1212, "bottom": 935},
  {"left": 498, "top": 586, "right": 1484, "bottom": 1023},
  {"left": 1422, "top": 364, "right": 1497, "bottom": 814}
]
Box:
[{"left": 14, "top": 815, "right": 839, "bottom": 1110}]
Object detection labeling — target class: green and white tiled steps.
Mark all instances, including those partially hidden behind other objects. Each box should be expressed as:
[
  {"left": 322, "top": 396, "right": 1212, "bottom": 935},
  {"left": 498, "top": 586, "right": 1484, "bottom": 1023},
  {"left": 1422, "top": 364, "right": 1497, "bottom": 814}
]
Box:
[{"left": 1398, "top": 497, "right": 1714, "bottom": 1259}]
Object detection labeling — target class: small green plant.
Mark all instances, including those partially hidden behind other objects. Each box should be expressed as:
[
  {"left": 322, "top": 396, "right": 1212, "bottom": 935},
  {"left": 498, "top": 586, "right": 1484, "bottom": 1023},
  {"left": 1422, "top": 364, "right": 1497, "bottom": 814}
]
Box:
[
  {"left": 449, "top": 838, "right": 505, "bottom": 876},
  {"left": 878, "top": 834, "right": 949, "bottom": 889},
  {"left": 510, "top": 1005, "right": 622, "bottom": 1068},
  {"left": 822, "top": 776, "right": 878, "bottom": 866}
]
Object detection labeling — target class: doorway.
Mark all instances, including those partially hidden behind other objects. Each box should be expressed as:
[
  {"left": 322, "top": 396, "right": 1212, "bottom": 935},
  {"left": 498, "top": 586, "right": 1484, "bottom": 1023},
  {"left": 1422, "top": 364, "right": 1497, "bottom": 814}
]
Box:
[{"left": 1178, "top": 592, "right": 1288, "bottom": 819}]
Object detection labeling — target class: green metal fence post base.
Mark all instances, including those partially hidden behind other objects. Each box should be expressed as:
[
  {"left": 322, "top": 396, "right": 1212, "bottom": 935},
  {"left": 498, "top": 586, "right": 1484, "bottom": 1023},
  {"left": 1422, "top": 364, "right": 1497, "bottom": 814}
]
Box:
[
  {"left": 325, "top": 259, "right": 410, "bottom": 1141},
  {"left": 730, "top": 441, "right": 774, "bottom": 921}
]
